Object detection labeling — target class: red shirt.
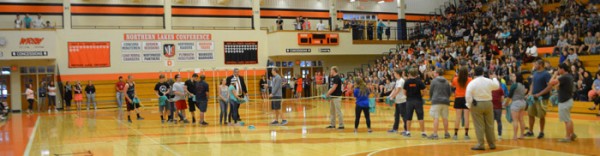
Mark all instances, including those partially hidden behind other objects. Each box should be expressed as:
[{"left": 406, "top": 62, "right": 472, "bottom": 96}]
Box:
[
  {"left": 316, "top": 75, "right": 323, "bottom": 84},
  {"left": 492, "top": 88, "right": 504, "bottom": 109},
  {"left": 116, "top": 81, "right": 125, "bottom": 92}
]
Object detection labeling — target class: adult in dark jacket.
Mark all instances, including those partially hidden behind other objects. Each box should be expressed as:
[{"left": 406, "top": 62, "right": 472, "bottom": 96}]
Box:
[{"left": 428, "top": 69, "right": 453, "bottom": 139}]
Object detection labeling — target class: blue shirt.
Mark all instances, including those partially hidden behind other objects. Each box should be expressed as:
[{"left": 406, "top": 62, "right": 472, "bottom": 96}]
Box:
[
  {"left": 228, "top": 85, "right": 239, "bottom": 103},
  {"left": 353, "top": 88, "right": 370, "bottom": 108},
  {"left": 24, "top": 17, "right": 32, "bottom": 28},
  {"left": 532, "top": 70, "right": 551, "bottom": 98}
]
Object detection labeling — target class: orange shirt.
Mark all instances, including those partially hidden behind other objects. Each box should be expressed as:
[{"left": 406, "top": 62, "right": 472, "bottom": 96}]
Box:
[
  {"left": 315, "top": 75, "right": 323, "bottom": 84},
  {"left": 452, "top": 77, "right": 472, "bottom": 98},
  {"left": 296, "top": 78, "right": 303, "bottom": 90}
]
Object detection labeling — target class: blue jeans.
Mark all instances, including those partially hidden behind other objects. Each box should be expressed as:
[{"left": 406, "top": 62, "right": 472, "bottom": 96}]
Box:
[
  {"left": 229, "top": 101, "right": 240, "bottom": 123},
  {"left": 219, "top": 100, "right": 228, "bottom": 124},
  {"left": 87, "top": 93, "right": 96, "bottom": 109},
  {"left": 116, "top": 92, "right": 124, "bottom": 109}
]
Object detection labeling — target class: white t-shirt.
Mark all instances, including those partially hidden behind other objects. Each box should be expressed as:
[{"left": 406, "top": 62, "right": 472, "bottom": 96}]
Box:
[
  {"left": 172, "top": 82, "right": 185, "bottom": 101},
  {"left": 33, "top": 18, "right": 44, "bottom": 28},
  {"left": 47, "top": 86, "right": 56, "bottom": 96},
  {"left": 394, "top": 78, "right": 406, "bottom": 103},
  {"left": 316, "top": 23, "right": 326, "bottom": 31},
  {"left": 526, "top": 46, "right": 538, "bottom": 57}
]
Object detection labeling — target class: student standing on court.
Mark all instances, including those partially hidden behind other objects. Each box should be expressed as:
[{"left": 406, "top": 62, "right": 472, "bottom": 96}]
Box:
[
  {"left": 154, "top": 74, "right": 170, "bottom": 123},
  {"left": 270, "top": 68, "right": 287, "bottom": 125},
  {"left": 403, "top": 68, "right": 427, "bottom": 138},
  {"left": 387, "top": 69, "right": 407, "bottom": 135},
  {"left": 326, "top": 66, "right": 344, "bottom": 129},
  {"left": 526, "top": 60, "right": 551, "bottom": 139},
  {"left": 38, "top": 81, "right": 47, "bottom": 112},
  {"left": 228, "top": 78, "right": 243, "bottom": 125},
  {"left": 115, "top": 76, "right": 126, "bottom": 113},
  {"left": 73, "top": 81, "right": 83, "bottom": 111},
  {"left": 452, "top": 66, "right": 472, "bottom": 140},
  {"left": 227, "top": 68, "right": 248, "bottom": 121},
  {"left": 491, "top": 78, "right": 505, "bottom": 140},
  {"left": 219, "top": 78, "right": 229, "bottom": 125},
  {"left": 504, "top": 73, "right": 528, "bottom": 140},
  {"left": 535, "top": 63, "right": 577, "bottom": 142},
  {"left": 195, "top": 75, "right": 210, "bottom": 126},
  {"left": 172, "top": 74, "right": 190, "bottom": 124},
  {"left": 63, "top": 81, "right": 72, "bottom": 111},
  {"left": 465, "top": 67, "right": 500, "bottom": 150},
  {"left": 185, "top": 74, "right": 198, "bottom": 123},
  {"left": 47, "top": 81, "right": 57, "bottom": 113},
  {"left": 428, "top": 68, "right": 452, "bottom": 139},
  {"left": 25, "top": 84, "right": 34, "bottom": 114},
  {"left": 353, "top": 78, "right": 372, "bottom": 133},
  {"left": 123, "top": 75, "right": 144, "bottom": 123},
  {"left": 85, "top": 80, "right": 97, "bottom": 110}
]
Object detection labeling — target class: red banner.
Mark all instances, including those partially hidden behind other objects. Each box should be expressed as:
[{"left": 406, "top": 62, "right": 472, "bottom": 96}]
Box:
[{"left": 68, "top": 42, "right": 111, "bottom": 68}]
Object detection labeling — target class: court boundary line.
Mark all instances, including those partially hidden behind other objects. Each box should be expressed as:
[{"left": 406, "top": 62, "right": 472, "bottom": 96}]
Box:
[
  {"left": 23, "top": 116, "right": 41, "bottom": 156},
  {"left": 114, "top": 117, "right": 181, "bottom": 156}
]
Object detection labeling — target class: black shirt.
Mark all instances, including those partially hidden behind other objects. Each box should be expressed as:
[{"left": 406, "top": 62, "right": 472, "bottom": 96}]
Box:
[
  {"left": 85, "top": 85, "right": 96, "bottom": 94},
  {"left": 329, "top": 75, "right": 342, "bottom": 96},
  {"left": 154, "top": 82, "right": 170, "bottom": 96},
  {"left": 195, "top": 81, "right": 209, "bottom": 101},
  {"left": 185, "top": 79, "right": 196, "bottom": 94},
  {"left": 259, "top": 79, "right": 267, "bottom": 89},
  {"left": 403, "top": 78, "right": 426, "bottom": 101},
  {"left": 558, "top": 74, "right": 574, "bottom": 102}
]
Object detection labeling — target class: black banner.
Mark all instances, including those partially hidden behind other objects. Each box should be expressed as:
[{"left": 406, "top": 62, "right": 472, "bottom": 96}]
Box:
[
  {"left": 11, "top": 51, "right": 48, "bottom": 56},
  {"left": 224, "top": 41, "right": 258, "bottom": 64}
]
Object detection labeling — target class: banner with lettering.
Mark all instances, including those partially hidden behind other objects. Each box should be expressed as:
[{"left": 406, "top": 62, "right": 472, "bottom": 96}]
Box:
[
  {"left": 68, "top": 42, "right": 111, "bottom": 68},
  {"left": 0, "top": 31, "right": 57, "bottom": 60},
  {"left": 121, "top": 33, "right": 213, "bottom": 66}
]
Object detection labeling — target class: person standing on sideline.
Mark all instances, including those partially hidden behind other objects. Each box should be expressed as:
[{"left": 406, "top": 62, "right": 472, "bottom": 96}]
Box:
[
  {"left": 38, "top": 81, "right": 47, "bottom": 112},
  {"left": 270, "top": 68, "right": 287, "bottom": 125},
  {"left": 452, "top": 66, "right": 472, "bottom": 140},
  {"left": 387, "top": 69, "right": 407, "bottom": 134},
  {"left": 73, "top": 81, "right": 83, "bottom": 111},
  {"left": 14, "top": 14, "right": 23, "bottom": 29},
  {"left": 47, "top": 81, "right": 57, "bottom": 113},
  {"left": 260, "top": 75, "right": 268, "bottom": 100},
  {"left": 115, "top": 76, "right": 126, "bottom": 113},
  {"left": 228, "top": 78, "right": 243, "bottom": 125},
  {"left": 85, "top": 80, "right": 97, "bottom": 110},
  {"left": 326, "top": 66, "right": 344, "bottom": 129},
  {"left": 25, "top": 84, "right": 34, "bottom": 114},
  {"left": 63, "top": 81, "right": 73, "bottom": 111},
  {"left": 404, "top": 68, "right": 427, "bottom": 138},
  {"left": 185, "top": 74, "right": 198, "bottom": 123},
  {"left": 123, "top": 75, "right": 145, "bottom": 123},
  {"left": 276, "top": 16, "right": 283, "bottom": 30},
  {"left": 465, "top": 67, "right": 500, "bottom": 150},
  {"left": 535, "top": 63, "right": 577, "bottom": 142},
  {"left": 194, "top": 75, "right": 210, "bottom": 126},
  {"left": 353, "top": 78, "right": 372, "bottom": 133},
  {"left": 428, "top": 68, "right": 452, "bottom": 139},
  {"left": 226, "top": 68, "right": 248, "bottom": 121},
  {"left": 491, "top": 78, "right": 505, "bottom": 140},
  {"left": 155, "top": 74, "right": 170, "bottom": 123},
  {"left": 172, "top": 74, "right": 190, "bottom": 124},
  {"left": 526, "top": 60, "right": 551, "bottom": 139},
  {"left": 504, "top": 73, "right": 528, "bottom": 140},
  {"left": 219, "top": 78, "right": 229, "bottom": 125}
]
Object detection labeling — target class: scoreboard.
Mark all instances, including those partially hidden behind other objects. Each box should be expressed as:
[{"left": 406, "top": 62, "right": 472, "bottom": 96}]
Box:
[
  {"left": 224, "top": 41, "right": 258, "bottom": 64},
  {"left": 297, "top": 33, "right": 339, "bottom": 45}
]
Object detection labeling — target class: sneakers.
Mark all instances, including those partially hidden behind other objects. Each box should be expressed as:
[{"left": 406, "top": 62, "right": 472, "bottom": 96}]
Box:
[
  {"left": 161, "top": 120, "right": 165, "bottom": 124},
  {"left": 137, "top": 117, "right": 144, "bottom": 120},
  {"left": 128, "top": 119, "right": 132, "bottom": 123},
  {"left": 464, "top": 135, "right": 471, "bottom": 140},
  {"left": 337, "top": 127, "right": 345, "bottom": 130},
  {"left": 428, "top": 134, "right": 439, "bottom": 140},
  {"left": 270, "top": 121, "right": 279, "bottom": 125},
  {"left": 387, "top": 129, "right": 398, "bottom": 133},
  {"left": 452, "top": 135, "right": 458, "bottom": 140},
  {"left": 421, "top": 133, "right": 428, "bottom": 138},
  {"left": 182, "top": 120, "right": 190, "bottom": 124},
  {"left": 54, "top": 109, "right": 59, "bottom": 113},
  {"left": 403, "top": 132, "right": 411, "bottom": 137},
  {"left": 558, "top": 138, "right": 572, "bottom": 143},
  {"left": 201, "top": 122, "right": 209, "bottom": 126},
  {"left": 354, "top": 129, "right": 358, "bottom": 133},
  {"left": 537, "top": 132, "right": 545, "bottom": 139},
  {"left": 280, "top": 120, "right": 288, "bottom": 125},
  {"left": 571, "top": 134, "right": 577, "bottom": 141},
  {"left": 498, "top": 135, "right": 502, "bottom": 140},
  {"left": 368, "top": 129, "right": 372, "bottom": 133},
  {"left": 444, "top": 133, "right": 451, "bottom": 139},
  {"left": 48, "top": 110, "right": 51, "bottom": 113},
  {"left": 524, "top": 131, "right": 534, "bottom": 137},
  {"left": 326, "top": 126, "right": 336, "bottom": 129}
]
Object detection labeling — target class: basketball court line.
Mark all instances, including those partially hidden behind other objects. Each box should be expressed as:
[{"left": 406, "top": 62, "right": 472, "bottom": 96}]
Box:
[
  {"left": 113, "top": 117, "right": 181, "bottom": 156},
  {"left": 23, "top": 116, "right": 40, "bottom": 156}
]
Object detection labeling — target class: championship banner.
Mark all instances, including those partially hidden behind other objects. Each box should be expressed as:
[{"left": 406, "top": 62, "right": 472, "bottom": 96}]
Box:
[
  {"left": 68, "top": 42, "right": 111, "bottom": 68},
  {"left": 224, "top": 41, "right": 258, "bottom": 64}
]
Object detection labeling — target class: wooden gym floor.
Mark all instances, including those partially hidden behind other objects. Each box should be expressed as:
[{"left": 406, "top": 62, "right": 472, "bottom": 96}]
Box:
[{"left": 1, "top": 99, "right": 599, "bottom": 156}]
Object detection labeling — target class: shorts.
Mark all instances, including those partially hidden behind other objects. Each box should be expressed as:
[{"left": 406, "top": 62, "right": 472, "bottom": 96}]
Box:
[
  {"left": 271, "top": 96, "right": 282, "bottom": 110},
  {"left": 510, "top": 100, "right": 526, "bottom": 112},
  {"left": 558, "top": 99, "right": 573, "bottom": 122},
  {"left": 196, "top": 100, "right": 208, "bottom": 112},
  {"left": 527, "top": 98, "right": 547, "bottom": 118},
  {"left": 127, "top": 101, "right": 140, "bottom": 111},
  {"left": 176, "top": 100, "right": 188, "bottom": 110},
  {"left": 260, "top": 88, "right": 267, "bottom": 93},
  {"left": 188, "top": 97, "right": 197, "bottom": 112},
  {"left": 405, "top": 99, "right": 424, "bottom": 120},
  {"left": 429, "top": 104, "right": 449, "bottom": 119},
  {"left": 454, "top": 97, "right": 468, "bottom": 109}
]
